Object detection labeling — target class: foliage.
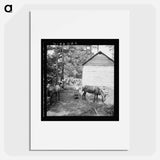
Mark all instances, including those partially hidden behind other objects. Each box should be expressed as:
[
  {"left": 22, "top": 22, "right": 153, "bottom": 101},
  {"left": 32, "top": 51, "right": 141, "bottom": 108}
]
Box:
[{"left": 47, "top": 45, "right": 94, "bottom": 84}]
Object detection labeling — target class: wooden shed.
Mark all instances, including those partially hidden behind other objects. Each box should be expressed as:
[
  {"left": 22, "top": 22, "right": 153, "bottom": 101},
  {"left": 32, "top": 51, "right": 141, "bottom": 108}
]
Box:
[{"left": 82, "top": 51, "right": 114, "bottom": 88}]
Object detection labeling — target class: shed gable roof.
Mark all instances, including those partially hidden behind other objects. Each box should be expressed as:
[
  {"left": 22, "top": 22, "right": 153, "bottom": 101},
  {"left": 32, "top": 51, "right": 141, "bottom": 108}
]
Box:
[{"left": 82, "top": 51, "right": 114, "bottom": 66}]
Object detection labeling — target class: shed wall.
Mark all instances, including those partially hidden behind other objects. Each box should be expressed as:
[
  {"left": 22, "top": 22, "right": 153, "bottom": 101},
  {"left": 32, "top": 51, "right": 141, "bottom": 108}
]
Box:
[{"left": 82, "top": 66, "right": 114, "bottom": 88}]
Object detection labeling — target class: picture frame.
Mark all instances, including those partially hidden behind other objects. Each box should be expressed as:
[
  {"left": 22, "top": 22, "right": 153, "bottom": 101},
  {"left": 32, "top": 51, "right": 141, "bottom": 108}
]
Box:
[{"left": 41, "top": 39, "right": 119, "bottom": 121}]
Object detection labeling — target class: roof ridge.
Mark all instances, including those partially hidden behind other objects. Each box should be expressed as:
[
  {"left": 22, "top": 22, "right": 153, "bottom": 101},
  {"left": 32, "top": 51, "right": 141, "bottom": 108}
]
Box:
[{"left": 82, "top": 51, "right": 114, "bottom": 66}]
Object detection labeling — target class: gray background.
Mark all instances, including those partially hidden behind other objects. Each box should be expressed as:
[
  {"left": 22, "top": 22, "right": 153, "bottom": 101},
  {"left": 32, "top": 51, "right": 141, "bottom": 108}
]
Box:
[{"left": 4, "top": 4, "right": 156, "bottom": 157}]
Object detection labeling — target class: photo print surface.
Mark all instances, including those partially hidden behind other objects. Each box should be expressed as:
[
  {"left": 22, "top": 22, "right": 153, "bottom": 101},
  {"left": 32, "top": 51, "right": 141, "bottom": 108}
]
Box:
[
  {"left": 30, "top": 10, "right": 129, "bottom": 150},
  {"left": 41, "top": 39, "right": 119, "bottom": 121}
]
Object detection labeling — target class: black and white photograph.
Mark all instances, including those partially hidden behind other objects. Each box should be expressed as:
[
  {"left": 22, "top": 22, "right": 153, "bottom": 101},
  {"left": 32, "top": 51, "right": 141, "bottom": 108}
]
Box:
[
  {"left": 41, "top": 39, "right": 119, "bottom": 121},
  {"left": 30, "top": 10, "right": 129, "bottom": 149}
]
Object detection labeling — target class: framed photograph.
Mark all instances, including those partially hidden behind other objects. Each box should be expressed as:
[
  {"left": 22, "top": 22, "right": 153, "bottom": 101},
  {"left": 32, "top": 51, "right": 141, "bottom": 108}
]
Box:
[
  {"left": 30, "top": 10, "right": 129, "bottom": 150},
  {"left": 41, "top": 39, "right": 119, "bottom": 121}
]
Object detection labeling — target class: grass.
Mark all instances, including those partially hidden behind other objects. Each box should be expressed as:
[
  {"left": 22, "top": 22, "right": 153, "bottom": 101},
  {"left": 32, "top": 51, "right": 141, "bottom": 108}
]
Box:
[{"left": 47, "top": 84, "right": 114, "bottom": 116}]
